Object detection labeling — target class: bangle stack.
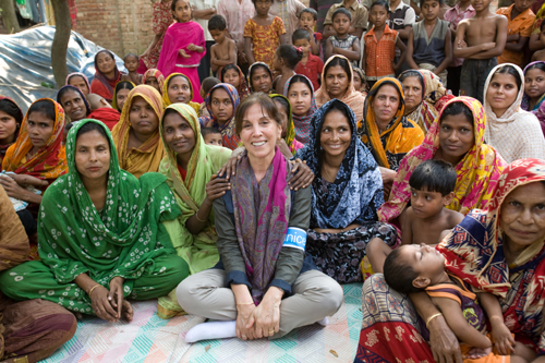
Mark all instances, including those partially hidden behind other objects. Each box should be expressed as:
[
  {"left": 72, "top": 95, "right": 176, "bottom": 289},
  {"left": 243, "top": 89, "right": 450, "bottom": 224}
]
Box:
[{"left": 194, "top": 211, "right": 207, "bottom": 222}]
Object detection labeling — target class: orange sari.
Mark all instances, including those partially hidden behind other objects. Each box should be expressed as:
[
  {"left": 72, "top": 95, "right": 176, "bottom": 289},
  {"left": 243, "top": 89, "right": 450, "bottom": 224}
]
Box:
[{"left": 2, "top": 98, "right": 67, "bottom": 181}]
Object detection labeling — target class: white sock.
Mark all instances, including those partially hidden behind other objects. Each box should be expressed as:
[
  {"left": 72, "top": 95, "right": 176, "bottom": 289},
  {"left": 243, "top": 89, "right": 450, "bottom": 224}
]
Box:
[
  {"left": 185, "top": 320, "right": 237, "bottom": 343},
  {"left": 316, "top": 317, "right": 329, "bottom": 326}
]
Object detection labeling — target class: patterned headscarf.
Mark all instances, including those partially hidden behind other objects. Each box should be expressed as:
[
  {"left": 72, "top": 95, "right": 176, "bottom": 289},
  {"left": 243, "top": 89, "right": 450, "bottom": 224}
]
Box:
[
  {"left": 378, "top": 96, "right": 507, "bottom": 224},
  {"left": 143, "top": 68, "right": 165, "bottom": 93},
  {"left": 93, "top": 50, "right": 121, "bottom": 96},
  {"left": 283, "top": 74, "right": 317, "bottom": 146},
  {"left": 270, "top": 94, "right": 304, "bottom": 155},
  {"left": 37, "top": 118, "right": 180, "bottom": 286},
  {"left": 399, "top": 70, "right": 441, "bottom": 132},
  {"left": 359, "top": 77, "right": 424, "bottom": 170},
  {"left": 294, "top": 99, "right": 384, "bottom": 229},
  {"left": 438, "top": 158, "right": 545, "bottom": 296},
  {"left": 2, "top": 98, "right": 68, "bottom": 180},
  {"left": 220, "top": 64, "right": 251, "bottom": 100},
  {"left": 111, "top": 85, "right": 165, "bottom": 178},
  {"left": 56, "top": 85, "right": 91, "bottom": 121},
  {"left": 199, "top": 83, "right": 241, "bottom": 150},
  {"left": 162, "top": 73, "right": 201, "bottom": 114}
]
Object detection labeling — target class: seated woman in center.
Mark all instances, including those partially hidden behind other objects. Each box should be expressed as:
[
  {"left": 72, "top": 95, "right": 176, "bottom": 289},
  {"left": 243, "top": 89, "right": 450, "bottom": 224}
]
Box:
[
  {"left": 295, "top": 99, "right": 397, "bottom": 283},
  {"left": 176, "top": 94, "right": 343, "bottom": 342},
  {"left": 112, "top": 84, "right": 165, "bottom": 179},
  {"left": 156, "top": 103, "right": 232, "bottom": 319},
  {"left": 0, "top": 119, "right": 189, "bottom": 322}
]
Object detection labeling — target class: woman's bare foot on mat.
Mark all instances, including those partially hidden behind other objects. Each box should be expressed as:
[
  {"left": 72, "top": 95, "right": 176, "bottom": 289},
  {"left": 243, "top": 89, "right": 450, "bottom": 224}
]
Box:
[{"left": 122, "top": 300, "right": 134, "bottom": 322}]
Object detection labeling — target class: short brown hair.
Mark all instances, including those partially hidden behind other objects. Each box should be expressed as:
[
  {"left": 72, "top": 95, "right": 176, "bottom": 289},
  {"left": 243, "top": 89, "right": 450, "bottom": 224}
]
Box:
[{"left": 235, "top": 92, "right": 281, "bottom": 135}]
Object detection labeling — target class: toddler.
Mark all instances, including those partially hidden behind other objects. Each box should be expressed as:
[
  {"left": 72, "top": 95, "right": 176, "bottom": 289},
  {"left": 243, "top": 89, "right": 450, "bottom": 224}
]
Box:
[
  {"left": 293, "top": 29, "right": 324, "bottom": 91},
  {"left": 383, "top": 244, "right": 516, "bottom": 359},
  {"left": 298, "top": 8, "right": 322, "bottom": 55},
  {"left": 201, "top": 127, "right": 223, "bottom": 146},
  {"left": 121, "top": 53, "right": 143, "bottom": 85}
]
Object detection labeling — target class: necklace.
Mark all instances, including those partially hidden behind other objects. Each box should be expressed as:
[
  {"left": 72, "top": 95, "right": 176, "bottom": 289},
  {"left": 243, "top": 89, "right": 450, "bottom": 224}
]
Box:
[{"left": 322, "top": 164, "right": 336, "bottom": 182}]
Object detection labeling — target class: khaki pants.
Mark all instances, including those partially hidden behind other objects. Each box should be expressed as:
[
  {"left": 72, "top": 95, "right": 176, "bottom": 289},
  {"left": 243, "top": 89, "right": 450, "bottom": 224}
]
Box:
[{"left": 176, "top": 269, "right": 344, "bottom": 339}]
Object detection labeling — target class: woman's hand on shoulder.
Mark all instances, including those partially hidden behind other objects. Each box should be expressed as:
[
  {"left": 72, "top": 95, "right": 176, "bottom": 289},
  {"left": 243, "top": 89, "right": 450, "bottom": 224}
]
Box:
[
  {"left": 204, "top": 174, "right": 231, "bottom": 205},
  {"left": 289, "top": 158, "right": 314, "bottom": 191},
  {"left": 90, "top": 284, "right": 121, "bottom": 323},
  {"left": 428, "top": 314, "right": 463, "bottom": 363},
  {"left": 217, "top": 147, "right": 245, "bottom": 180}
]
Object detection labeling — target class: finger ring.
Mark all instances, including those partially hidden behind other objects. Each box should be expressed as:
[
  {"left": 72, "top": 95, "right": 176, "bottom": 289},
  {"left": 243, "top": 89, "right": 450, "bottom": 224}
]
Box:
[
  {"left": 269, "top": 329, "right": 275, "bottom": 334},
  {"left": 242, "top": 335, "right": 247, "bottom": 338}
]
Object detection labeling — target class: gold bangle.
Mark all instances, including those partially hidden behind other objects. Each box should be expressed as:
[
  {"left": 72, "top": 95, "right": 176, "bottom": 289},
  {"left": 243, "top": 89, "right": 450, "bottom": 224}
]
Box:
[
  {"left": 236, "top": 302, "right": 254, "bottom": 305},
  {"left": 194, "top": 211, "right": 207, "bottom": 222},
  {"left": 425, "top": 313, "right": 443, "bottom": 329},
  {"left": 88, "top": 284, "right": 102, "bottom": 297}
]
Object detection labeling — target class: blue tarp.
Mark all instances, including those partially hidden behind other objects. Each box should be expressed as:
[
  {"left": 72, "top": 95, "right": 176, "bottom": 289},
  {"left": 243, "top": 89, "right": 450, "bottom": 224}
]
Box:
[{"left": 0, "top": 25, "right": 126, "bottom": 113}]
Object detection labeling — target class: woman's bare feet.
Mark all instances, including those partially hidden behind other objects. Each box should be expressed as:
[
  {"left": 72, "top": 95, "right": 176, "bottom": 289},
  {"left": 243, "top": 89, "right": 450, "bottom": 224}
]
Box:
[{"left": 121, "top": 300, "right": 134, "bottom": 322}]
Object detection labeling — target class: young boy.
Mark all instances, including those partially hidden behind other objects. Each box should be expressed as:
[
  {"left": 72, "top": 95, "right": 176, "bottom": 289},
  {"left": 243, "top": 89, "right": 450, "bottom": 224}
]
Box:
[
  {"left": 201, "top": 127, "right": 223, "bottom": 146},
  {"left": 323, "top": 0, "right": 369, "bottom": 39},
  {"left": 199, "top": 77, "right": 221, "bottom": 117},
  {"left": 366, "top": 160, "right": 463, "bottom": 273},
  {"left": 363, "top": 0, "right": 406, "bottom": 88},
  {"left": 454, "top": 0, "right": 507, "bottom": 103},
  {"left": 406, "top": 0, "right": 452, "bottom": 84},
  {"left": 298, "top": 8, "right": 322, "bottom": 55},
  {"left": 293, "top": 29, "right": 324, "bottom": 90},
  {"left": 120, "top": 53, "right": 142, "bottom": 85},
  {"left": 208, "top": 15, "right": 237, "bottom": 74},
  {"left": 444, "top": 0, "right": 475, "bottom": 95},
  {"left": 496, "top": 0, "right": 536, "bottom": 67},
  {"left": 325, "top": 8, "right": 361, "bottom": 67},
  {"left": 383, "top": 244, "right": 517, "bottom": 359}
]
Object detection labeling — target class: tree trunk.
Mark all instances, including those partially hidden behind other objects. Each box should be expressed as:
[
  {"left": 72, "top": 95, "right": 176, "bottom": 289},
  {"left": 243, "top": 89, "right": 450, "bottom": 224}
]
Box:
[
  {"left": 0, "top": 0, "right": 20, "bottom": 33},
  {"left": 51, "top": 0, "right": 71, "bottom": 88}
]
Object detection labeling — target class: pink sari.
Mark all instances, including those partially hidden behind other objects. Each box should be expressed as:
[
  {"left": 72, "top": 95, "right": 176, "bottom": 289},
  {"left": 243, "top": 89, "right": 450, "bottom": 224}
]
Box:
[{"left": 157, "top": 21, "right": 206, "bottom": 103}]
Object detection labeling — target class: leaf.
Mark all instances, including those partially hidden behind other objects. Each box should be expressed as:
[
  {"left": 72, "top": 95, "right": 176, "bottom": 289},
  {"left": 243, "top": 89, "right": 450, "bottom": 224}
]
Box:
[
  {"left": 329, "top": 349, "right": 338, "bottom": 358},
  {"left": 205, "top": 344, "right": 211, "bottom": 352}
]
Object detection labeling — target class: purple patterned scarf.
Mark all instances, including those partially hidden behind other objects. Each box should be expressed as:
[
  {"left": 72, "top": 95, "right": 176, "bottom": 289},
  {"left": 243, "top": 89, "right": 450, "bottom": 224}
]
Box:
[{"left": 231, "top": 147, "right": 292, "bottom": 303}]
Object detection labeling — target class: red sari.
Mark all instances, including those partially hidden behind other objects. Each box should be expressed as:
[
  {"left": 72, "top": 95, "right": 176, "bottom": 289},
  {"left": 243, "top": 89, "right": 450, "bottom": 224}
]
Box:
[{"left": 157, "top": 21, "right": 206, "bottom": 103}]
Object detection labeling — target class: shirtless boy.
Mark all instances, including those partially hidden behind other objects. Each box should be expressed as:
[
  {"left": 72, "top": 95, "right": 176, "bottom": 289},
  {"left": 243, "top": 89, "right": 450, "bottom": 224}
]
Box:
[
  {"left": 208, "top": 15, "right": 237, "bottom": 74},
  {"left": 366, "top": 160, "right": 464, "bottom": 273},
  {"left": 453, "top": 0, "right": 507, "bottom": 102}
]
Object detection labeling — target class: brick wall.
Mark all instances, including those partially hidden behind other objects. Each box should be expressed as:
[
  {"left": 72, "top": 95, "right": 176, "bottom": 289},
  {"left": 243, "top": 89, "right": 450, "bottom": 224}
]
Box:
[{"left": 74, "top": 0, "right": 156, "bottom": 58}]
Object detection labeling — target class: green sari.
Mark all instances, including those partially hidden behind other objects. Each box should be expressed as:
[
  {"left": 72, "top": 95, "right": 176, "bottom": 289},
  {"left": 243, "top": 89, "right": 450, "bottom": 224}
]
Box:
[
  {"left": 157, "top": 103, "right": 232, "bottom": 318},
  {"left": 0, "top": 119, "right": 189, "bottom": 315}
]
